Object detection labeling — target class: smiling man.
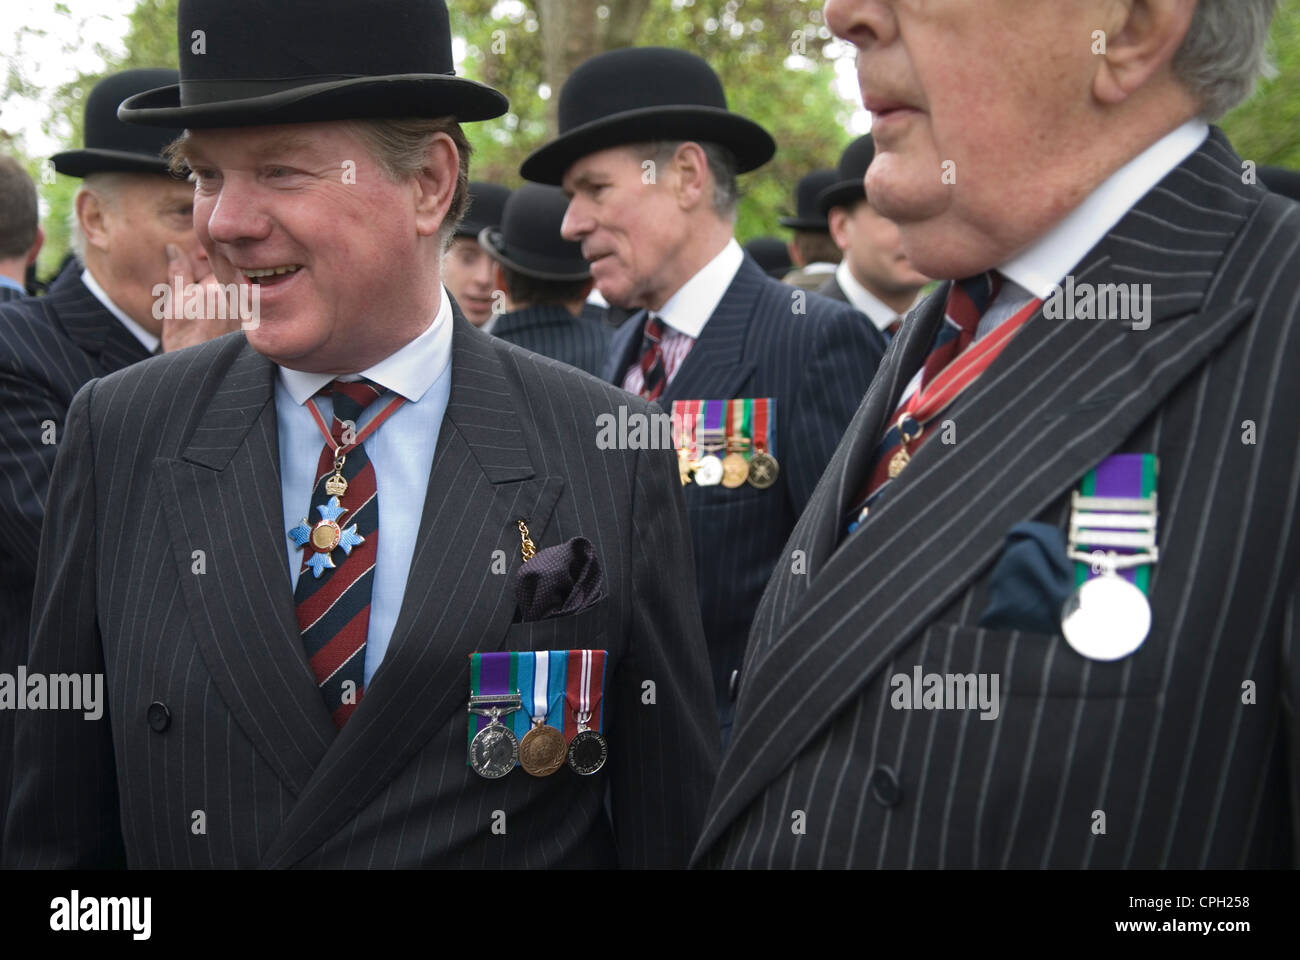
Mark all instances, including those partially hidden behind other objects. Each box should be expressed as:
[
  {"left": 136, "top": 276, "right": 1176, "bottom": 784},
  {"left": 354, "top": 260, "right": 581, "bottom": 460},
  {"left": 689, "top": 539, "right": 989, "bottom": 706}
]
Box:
[
  {"left": 5, "top": 0, "right": 716, "bottom": 869},
  {"left": 695, "top": 0, "right": 1300, "bottom": 869}
]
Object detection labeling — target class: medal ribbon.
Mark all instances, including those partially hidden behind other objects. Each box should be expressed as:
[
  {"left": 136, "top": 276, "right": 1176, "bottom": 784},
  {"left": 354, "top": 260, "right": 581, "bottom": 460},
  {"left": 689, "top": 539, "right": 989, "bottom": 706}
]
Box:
[
  {"left": 672, "top": 399, "right": 701, "bottom": 461},
  {"left": 511, "top": 650, "right": 569, "bottom": 740},
  {"left": 307, "top": 389, "right": 407, "bottom": 459},
  {"left": 752, "top": 398, "right": 770, "bottom": 454},
  {"left": 563, "top": 649, "right": 607, "bottom": 743},
  {"left": 727, "top": 398, "right": 745, "bottom": 453},
  {"left": 1073, "top": 454, "right": 1158, "bottom": 593},
  {"left": 700, "top": 399, "right": 725, "bottom": 452},
  {"left": 467, "top": 651, "right": 517, "bottom": 755}
]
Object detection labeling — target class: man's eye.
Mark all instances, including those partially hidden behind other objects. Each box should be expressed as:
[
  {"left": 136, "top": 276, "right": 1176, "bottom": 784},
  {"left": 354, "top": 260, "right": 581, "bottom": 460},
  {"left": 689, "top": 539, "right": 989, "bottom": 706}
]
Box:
[{"left": 189, "top": 168, "right": 217, "bottom": 183}]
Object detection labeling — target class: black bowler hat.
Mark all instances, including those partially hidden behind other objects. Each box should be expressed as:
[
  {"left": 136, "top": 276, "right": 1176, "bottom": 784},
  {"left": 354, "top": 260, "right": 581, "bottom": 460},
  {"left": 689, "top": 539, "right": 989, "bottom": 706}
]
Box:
[
  {"left": 779, "top": 169, "right": 839, "bottom": 231},
  {"left": 1261, "top": 165, "right": 1300, "bottom": 203},
  {"left": 743, "top": 236, "right": 793, "bottom": 279},
  {"left": 520, "top": 46, "right": 775, "bottom": 185},
  {"left": 817, "top": 134, "right": 875, "bottom": 217},
  {"left": 118, "top": 0, "right": 507, "bottom": 127},
  {"left": 479, "top": 184, "right": 590, "bottom": 282},
  {"left": 50, "top": 70, "right": 184, "bottom": 178},
  {"left": 455, "top": 182, "right": 511, "bottom": 239}
]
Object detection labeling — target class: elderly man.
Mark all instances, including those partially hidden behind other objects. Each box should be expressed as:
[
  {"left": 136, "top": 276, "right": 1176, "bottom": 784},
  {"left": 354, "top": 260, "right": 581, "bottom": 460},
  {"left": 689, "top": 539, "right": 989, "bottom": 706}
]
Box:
[
  {"left": 442, "top": 180, "right": 510, "bottom": 330},
  {"left": 696, "top": 0, "right": 1299, "bottom": 868},
  {"left": 5, "top": 0, "right": 715, "bottom": 869},
  {"left": 817, "top": 135, "right": 929, "bottom": 341},
  {"left": 523, "top": 47, "right": 886, "bottom": 742}
]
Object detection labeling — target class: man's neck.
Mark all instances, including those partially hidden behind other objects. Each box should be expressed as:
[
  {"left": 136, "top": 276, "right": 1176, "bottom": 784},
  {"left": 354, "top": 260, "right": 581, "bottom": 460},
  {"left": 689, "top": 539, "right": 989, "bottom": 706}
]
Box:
[
  {"left": 0, "top": 260, "right": 27, "bottom": 288},
  {"left": 849, "top": 264, "right": 920, "bottom": 316},
  {"left": 644, "top": 219, "right": 733, "bottom": 313}
]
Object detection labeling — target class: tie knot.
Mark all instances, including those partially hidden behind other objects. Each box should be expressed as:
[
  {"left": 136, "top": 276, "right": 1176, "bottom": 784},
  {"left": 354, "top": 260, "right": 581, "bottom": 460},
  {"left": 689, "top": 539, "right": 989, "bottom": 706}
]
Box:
[
  {"left": 326, "top": 378, "right": 384, "bottom": 430},
  {"left": 948, "top": 271, "right": 1003, "bottom": 332},
  {"left": 643, "top": 313, "right": 666, "bottom": 343}
]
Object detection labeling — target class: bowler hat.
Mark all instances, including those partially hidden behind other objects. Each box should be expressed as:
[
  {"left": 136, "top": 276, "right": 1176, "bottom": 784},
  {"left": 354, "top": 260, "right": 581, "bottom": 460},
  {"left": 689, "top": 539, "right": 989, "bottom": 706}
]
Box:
[
  {"left": 455, "top": 182, "right": 511, "bottom": 239},
  {"left": 743, "top": 236, "right": 793, "bottom": 279},
  {"left": 118, "top": 0, "right": 507, "bottom": 128},
  {"left": 50, "top": 70, "right": 184, "bottom": 178},
  {"left": 479, "top": 184, "right": 590, "bottom": 282},
  {"left": 520, "top": 47, "right": 775, "bottom": 185},
  {"left": 779, "top": 169, "right": 838, "bottom": 231},
  {"left": 817, "top": 134, "right": 875, "bottom": 217}
]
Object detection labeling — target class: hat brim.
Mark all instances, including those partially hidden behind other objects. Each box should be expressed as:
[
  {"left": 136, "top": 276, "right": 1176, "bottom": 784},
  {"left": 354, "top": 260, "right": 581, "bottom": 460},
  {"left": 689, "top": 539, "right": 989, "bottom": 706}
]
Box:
[
  {"left": 778, "top": 215, "right": 829, "bottom": 231},
  {"left": 117, "top": 74, "right": 509, "bottom": 127},
  {"left": 520, "top": 105, "right": 775, "bottom": 185},
  {"left": 49, "top": 148, "right": 177, "bottom": 179},
  {"left": 478, "top": 227, "right": 592, "bottom": 282},
  {"left": 817, "top": 179, "right": 867, "bottom": 218}
]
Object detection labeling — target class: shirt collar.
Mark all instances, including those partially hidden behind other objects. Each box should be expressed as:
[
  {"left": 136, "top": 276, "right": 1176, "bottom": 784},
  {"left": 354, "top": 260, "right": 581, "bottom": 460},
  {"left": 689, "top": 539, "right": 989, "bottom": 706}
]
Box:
[
  {"left": 278, "top": 285, "right": 453, "bottom": 405},
  {"left": 655, "top": 237, "right": 744, "bottom": 339},
  {"left": 0, "top": 275, "right": 25, "bottom": 293},
  {"left": 835, "top": 260, "right": 905, "bottom": 333},
  {"left": 1000, "top": 119, "right": 1209, "bottom": 299},
  {"left": 80, "top": 268, "right": 160, "bottom": 353}
]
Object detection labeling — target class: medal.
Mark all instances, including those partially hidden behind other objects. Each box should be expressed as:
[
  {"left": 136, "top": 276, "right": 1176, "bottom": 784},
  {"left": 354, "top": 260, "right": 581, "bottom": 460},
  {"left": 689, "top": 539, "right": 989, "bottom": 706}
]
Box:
[
  {"left": 1062, "top": 454, "right": 1159, "bottom": 661},
  {"left": 747, "top": 398, "right": 779, "bottom": 489},
  {"left": 517, "top": 651, "right": 568, "bottom": 777},
  {"left": 694, "top": 454, "right": 723, "bottom": 486},
  {"left": 287, "top": 495, "right": 366, "bottom": 578},
  {"left": 303, "top": 385, "right": 406, "bottom": 506},
  {"left": 694, "top": 401, "right": 726, "bottom": 487},
  {"left": 721, "top": 453, "right": 749, "bottom": 487},
  {"left": 467, "top": 652, "right": 523, "bottom": 778},
  {"left": 671, "top": 399, "right": 702, "bottom": 486},
  {"left": 565, "top": 649, "right": 608, "bottom": 776},
  {"left": 888, "top": 414, "right": 923, "bottom": 479},
  {"left": 721, "top": 399, "right": 750, "bottom": 487}
]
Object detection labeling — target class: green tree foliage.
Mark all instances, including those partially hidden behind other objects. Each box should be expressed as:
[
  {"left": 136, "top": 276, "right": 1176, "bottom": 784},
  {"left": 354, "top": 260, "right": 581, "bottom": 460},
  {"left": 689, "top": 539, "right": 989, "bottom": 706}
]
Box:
[{"left": 1219, "top": 0, "right": 1300, "bottom": 170}]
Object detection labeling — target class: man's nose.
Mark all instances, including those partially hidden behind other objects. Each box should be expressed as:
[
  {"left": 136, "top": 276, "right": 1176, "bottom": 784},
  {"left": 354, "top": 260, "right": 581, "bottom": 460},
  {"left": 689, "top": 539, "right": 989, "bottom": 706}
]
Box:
[
  {"left": 204, "top": 179, "right": 272, "bottom": 245},
  {"left": 560, "top": 197, "right": 591, "bottom": 242}
]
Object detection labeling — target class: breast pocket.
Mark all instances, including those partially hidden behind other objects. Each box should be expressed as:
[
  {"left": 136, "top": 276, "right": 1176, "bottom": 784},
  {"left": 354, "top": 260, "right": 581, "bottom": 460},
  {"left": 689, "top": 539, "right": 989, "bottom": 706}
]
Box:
[{"left": 500, "top": 597, "right": 611, "bottom": 654}]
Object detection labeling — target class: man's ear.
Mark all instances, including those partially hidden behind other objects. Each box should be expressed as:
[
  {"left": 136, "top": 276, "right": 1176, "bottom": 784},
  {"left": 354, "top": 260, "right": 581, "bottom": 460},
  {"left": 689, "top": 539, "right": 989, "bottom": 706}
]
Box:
[
  {"left": 1093, "top": 0, "right": 1198, "bottom": 106},
  {"left": 828, "top": 206, "right": 853, "bottom": 253},
  {"left": 671, "top": 142, "right": 712, "bottom": 212},
  {"left": 26, "top": 225, "right": 44, "bottom": 267},
  {"left": 413, "top": 133, "right": 459, "bottom": 238},
  {"left": 787, "top": 239, "right": 806, "bottom": 268},
  {"left": 77, "top": 190, "right": 112, "bottom": 253}
]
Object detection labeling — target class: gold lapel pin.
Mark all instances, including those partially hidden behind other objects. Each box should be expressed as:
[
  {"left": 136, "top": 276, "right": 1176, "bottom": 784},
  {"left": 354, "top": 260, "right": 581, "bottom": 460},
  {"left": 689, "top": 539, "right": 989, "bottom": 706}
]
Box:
[{"left": 517, "top": 519, "right": 536, "bottom": 563}]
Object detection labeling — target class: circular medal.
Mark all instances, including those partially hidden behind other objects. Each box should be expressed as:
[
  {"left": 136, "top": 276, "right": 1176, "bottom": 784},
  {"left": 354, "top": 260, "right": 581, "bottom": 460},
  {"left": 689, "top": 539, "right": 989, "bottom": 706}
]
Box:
[
  {"left": 747, "top": 451, "right": 779, "bottom": 489},
  {"left": 518, "top": 723, "right": 567, "bottom": 777},
  {"left": 694, "top": 455, "right": 723, "bottom": 487},
  {"left": 1060, "top": 575, "right": 1151, "bottom": 661},
  {"left": 567, "top": 728, "right": 608, "bottom": 776},
  {"left": 310, "top": 520, "right": 341, "bottom": 551},
  {"left": 721, "top": 452, "right": 749, "bottom": 488},
  {"left": 469, "top": 722, "right": 519, "bottom": 779}
]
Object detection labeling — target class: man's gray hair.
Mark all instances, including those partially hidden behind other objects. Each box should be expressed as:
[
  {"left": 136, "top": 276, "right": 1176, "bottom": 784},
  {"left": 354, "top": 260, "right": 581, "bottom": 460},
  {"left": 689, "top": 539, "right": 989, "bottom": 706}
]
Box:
[
  {"left": 1174, "top": 0, "right": 1278, "bottom": 121},
  {"left": 67, "top": 172, "right": 129, "bottom": 259},
  {"left": 641, "top": 140, "right": 739, "bottom": 220}
]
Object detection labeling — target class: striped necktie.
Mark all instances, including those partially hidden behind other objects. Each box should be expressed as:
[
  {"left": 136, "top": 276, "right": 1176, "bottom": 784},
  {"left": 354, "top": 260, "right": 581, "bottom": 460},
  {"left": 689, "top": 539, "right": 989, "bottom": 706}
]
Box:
[
  {"left": 636, "top": 313, "right": 668, "bottom": 401},
  {"left": 293, "top": 379, "right": 384, "bottom": 729}
]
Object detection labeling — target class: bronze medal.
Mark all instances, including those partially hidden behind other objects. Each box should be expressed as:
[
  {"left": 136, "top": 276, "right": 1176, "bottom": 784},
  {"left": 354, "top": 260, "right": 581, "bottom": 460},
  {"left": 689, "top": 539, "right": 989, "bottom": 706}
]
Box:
[
  {"left": 721, "top": 452, "right": 749, "bottom": 488},
  {"left": 747, "top": 451, "right": 779, "bottom": 489},
  {"left": 518, "top": 722, "right": 567, "bottom": 777},
  {"left": 310, "top": 520, "right": 341, "bottom": 551},
  {"left": 567, "top": 727, "right": 608, "bottom": 776}
]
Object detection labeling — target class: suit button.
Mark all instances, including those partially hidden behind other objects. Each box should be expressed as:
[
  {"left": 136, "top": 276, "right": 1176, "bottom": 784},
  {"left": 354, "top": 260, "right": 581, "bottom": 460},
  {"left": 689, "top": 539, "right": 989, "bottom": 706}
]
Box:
[
  {"left": 728, "top": 669, "right": 740, "bottom": 702},
  {"left": 870, "top": 766, "right": 902, "bottom": 807},
  {"left": 147, "top": 701, "right": 171, "bottom": 733}
]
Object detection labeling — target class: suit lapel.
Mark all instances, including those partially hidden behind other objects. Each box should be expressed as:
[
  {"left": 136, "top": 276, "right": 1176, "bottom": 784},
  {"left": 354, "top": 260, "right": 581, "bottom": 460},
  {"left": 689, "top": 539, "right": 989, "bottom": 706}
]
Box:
[
  {"left": 660, "top": 256, "right": 764, "bottom": 404},
  {"left": 153, "top": 343, "right": 333, "bottom": 796},
  {"left": 262, "top": 314, "right": 563, "bottom": 867},
  {"left": 601, "top": 309, "right": 644, "bottom": 384},
  {"left": 48, "top": 270, "right": 152, "bottom": 373},
  {"left": 697, "top": 129, "right": 1268, "bottom": 854}
]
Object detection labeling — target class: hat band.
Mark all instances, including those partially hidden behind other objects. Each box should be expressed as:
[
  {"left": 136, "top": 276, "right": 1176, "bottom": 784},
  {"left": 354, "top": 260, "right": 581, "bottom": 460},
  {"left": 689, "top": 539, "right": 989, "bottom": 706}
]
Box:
[{"left": 178, "top": 74, "right": 447, "bottom": 106}]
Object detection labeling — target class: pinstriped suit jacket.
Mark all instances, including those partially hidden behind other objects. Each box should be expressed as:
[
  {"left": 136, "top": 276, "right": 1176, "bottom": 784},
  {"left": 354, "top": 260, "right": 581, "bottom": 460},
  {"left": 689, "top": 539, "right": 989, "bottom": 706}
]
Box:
[
  {"left": 491, "top": 302, "right": 612, "bottom": 376},
  {"left": 694, "top": 129, "right": 1300, "bottom": 868},
  {"left": 0, "top": 285, "right": 26, "bottom": 304},
  {"left": 602, "top": 254, "right": 886, "bottom": 732},
  {"left": 0, "top": 268, "right": 150, "bottom": 856},
  {"left": 4, "top": 305, "right": 718, "bottom": 868}
]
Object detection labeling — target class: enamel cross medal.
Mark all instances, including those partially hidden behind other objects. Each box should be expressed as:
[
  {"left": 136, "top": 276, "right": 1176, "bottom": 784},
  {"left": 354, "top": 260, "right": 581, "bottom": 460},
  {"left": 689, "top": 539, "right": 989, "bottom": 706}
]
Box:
[{"left": 288, "top": 496, "right": 366, "bottom": 578}]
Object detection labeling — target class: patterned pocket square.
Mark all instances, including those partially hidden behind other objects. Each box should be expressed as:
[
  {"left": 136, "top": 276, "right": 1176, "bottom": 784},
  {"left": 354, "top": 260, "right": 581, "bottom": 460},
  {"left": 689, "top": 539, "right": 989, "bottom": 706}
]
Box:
[
  {"left": 514, "top": 536, "right": 607, "bottom": 622},
  {"left": 977, "top": 522, "right": 1073, "bottom": 635}
]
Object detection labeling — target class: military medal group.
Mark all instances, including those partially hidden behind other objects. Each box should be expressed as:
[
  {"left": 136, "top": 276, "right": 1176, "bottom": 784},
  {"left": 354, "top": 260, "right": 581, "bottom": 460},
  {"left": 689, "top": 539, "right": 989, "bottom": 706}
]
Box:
[{"left": 673, "top": 397, "right": 779, "bottom": 489}]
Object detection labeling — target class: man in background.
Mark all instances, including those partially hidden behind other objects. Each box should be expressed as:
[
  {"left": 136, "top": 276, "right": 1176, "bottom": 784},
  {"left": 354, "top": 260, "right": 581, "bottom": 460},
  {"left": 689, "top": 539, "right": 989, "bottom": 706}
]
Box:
[
  {"left": 442, "top": 180, "right": 509, "bottom": 330},
  {"left": 479, "top": 183, "right": 611, "bottom": 375},
  {"left": 0, "top": 156, "right": 43, "bottom": 301},
  {"left": 818, "top": 134, "right": 929, "bottom": 341},
  {"left": 779, "top": 168, "right": 841, "bottom": 292}
]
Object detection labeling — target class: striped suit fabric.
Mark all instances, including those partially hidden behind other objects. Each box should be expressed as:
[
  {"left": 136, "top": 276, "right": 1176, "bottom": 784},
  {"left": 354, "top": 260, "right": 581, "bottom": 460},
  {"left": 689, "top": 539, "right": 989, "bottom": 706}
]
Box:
[
  {"left": 694, "top": 128, "right": 1300, "bottom": 868},
  {"left": 489, "top": 302, "right": 612, "bottom": 377},
  {"left": 602, "top": 254, "right": 887, "bottom": 734},
  {"left": 0, "top": 267, "right": 151, "bottom": 856},
  {"left": 0, "top": 285, "right": 26, "bottom": 304},
  {"left": 4, "top": 303, "right": 718, "bottom": 868}
]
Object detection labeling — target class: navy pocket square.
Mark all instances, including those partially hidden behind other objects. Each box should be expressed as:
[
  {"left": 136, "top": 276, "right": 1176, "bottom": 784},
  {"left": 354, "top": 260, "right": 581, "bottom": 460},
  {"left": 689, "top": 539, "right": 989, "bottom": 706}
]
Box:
[
  {"left": 978, "top": 522, "right": 1073, "bottom": 635},
  {"left": 513, "top": 536, "right": 607, "bottom": 622}
]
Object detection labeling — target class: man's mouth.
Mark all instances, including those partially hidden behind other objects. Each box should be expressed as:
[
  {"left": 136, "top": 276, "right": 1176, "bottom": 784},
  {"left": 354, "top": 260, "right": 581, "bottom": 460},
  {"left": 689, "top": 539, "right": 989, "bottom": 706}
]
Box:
[{"left": 240, "top": 265, "right": 303, "bottom": 285}]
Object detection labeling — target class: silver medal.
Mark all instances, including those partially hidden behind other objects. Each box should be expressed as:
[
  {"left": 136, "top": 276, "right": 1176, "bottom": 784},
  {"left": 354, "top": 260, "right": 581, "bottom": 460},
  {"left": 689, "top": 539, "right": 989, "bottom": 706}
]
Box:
[
  {"left": 1061, "top": 572, "right": 1151, "bottom": 661},
  {"left": 469, "top": 720, "right": 519, "bottom": 779},
  {"left": 693, "top": 455, "right": 723, "bottom": 486}
]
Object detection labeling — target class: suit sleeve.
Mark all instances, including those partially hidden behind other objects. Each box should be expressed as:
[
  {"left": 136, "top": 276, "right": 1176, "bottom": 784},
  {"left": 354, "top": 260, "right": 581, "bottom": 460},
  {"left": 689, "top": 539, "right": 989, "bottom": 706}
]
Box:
[
  {"left": 0, "top": 365, "right": 64, "bottom": 575},
  {"left": 3, "top": 380, "right": 127, "bottom": 868},
  {"left": 608, "top": 424, "right": 719, "bottom": 867},
  {"left": 784, "top": 305, "right": 885, "bottom": 513}
]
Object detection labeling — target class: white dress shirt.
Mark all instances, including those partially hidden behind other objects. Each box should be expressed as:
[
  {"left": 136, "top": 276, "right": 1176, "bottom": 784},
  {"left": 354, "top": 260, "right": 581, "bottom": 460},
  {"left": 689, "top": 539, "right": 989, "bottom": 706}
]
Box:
[
  {"left": 81, "top": 268, "right": 159, "bottom": 353},
  {"left": 276, "top": 286, "right": 454, "bottom": 686},
  {"left": 622, "top": 237, "right": 744, "bottom": 394},
  {"left": 835, "top": 260, "right": 907, "bottom": 336}
]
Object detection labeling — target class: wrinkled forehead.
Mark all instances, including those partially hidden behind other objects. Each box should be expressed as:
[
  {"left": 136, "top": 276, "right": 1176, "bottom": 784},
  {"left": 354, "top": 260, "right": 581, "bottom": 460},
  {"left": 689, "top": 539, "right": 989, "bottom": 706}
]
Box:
[{"left": 560, "top": 146, "right": 646, "bottom": 194}]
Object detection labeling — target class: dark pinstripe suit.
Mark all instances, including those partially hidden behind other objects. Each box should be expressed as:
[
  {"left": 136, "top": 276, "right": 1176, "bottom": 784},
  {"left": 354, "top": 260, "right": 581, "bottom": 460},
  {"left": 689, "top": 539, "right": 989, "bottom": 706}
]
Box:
[
  {"left": 4, "top": 305, "right": 718, "bottom": 868},
  {"left": 602, "top": 254, "right": 886, "bottom": 733},
  {"left": 491, "top": 302, "right": 612, "bottom": 376},
  {"left": 694, "top": 129, "right": 1300, "bottom": 868},
  {"left": 816, "top": 276, "right": 848, "bottom": 305},
  {"left": 0, "top": 285, "right": 26, "bottom": 304},
  {"left": 0, "top": 268, "right": 150, "bottom": 855}
]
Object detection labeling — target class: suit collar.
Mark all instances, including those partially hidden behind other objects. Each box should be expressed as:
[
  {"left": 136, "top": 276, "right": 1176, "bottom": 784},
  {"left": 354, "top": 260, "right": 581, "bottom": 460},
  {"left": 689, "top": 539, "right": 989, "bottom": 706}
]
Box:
[
  {"left": 695, "top": 126, "right": 1269, "bottom": 859},
  {"left": 45, "top": 268, "right": 151, "bottom": 372},
  {"left": 493, "top": 302, "right": 582, "bottom": 337}
]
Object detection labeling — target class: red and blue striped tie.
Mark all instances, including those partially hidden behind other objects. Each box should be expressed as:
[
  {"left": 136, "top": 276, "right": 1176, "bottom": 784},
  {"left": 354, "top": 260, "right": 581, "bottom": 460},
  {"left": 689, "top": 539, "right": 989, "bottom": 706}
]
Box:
[
  {"left": 294, "top": 379, "right": 383, "bottom": 729},
  {"left": 637, "top": 314, "right": 668, "bottom": 401}
]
